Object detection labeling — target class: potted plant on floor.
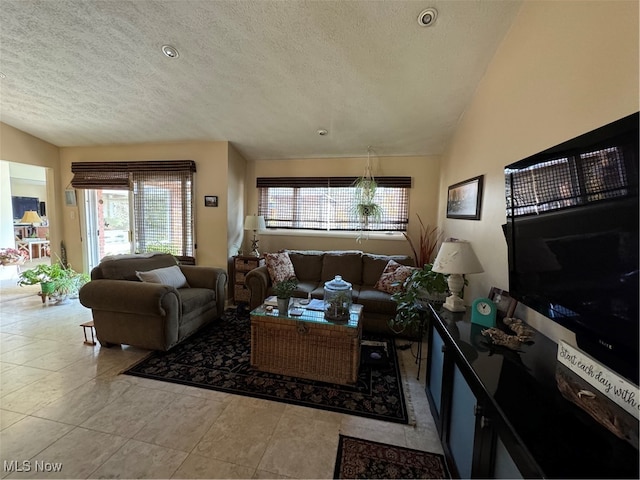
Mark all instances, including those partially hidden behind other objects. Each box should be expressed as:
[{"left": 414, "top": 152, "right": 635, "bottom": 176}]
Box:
[
  {"left": 273, "top": 278, "right": 298, "bottom": 314},
  {"left": 50, "top": 268, "right": 90, "bottom": 303},
  {"left": 17, "top": 261, "right": 88, "bottom": 304},
  {"left": 17, "top": 263, "right": 60, "bottom": 299},
  {"left": 402, "top": 214, "right": 443, "bottom": 267},
  {"left": 389, "top": 263, "right": 448, "bottom": 335}
]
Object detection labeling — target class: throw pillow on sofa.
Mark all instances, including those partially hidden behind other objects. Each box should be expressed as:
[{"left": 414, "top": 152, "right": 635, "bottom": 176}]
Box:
[
  {"left": 265, "top": 251, "right": 296, "bottom": 283},
  {"left": 374, "top": 259, "right": 416, "bottom": 294},
  {"left": 136, "top": 265, "right": 189, "bottom": 288}
]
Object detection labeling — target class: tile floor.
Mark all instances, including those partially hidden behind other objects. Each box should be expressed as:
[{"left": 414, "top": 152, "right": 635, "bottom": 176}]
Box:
[{"left": 0, "top": 276, "right": 442, "bottom": 479}]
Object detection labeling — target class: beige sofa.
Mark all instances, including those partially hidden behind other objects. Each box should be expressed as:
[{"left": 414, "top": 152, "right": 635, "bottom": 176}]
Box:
[
  {"left": 245, "top": 250, "right": 414, "bottom": 335},
  {"left": 79, "top": 253, "right": 227, "bottom": 350}
]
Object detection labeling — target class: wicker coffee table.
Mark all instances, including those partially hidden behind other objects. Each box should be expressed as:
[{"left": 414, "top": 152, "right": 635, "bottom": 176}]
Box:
[{"left": 250, "top": 303, "right": 363, "bottom": 385}]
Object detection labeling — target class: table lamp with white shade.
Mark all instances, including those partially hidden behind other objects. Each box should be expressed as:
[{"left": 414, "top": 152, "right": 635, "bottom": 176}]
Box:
[
  {"left": 244, "top": 214, "right": 266, "bottom": 257},
  {"left": 432, "top": 239, "right": 484, "bottom": 312}
]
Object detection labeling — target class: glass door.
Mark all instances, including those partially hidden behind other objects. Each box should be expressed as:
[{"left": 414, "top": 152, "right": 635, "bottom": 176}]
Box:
[{"left": 84, "top": 189, "right": 134, "bottom": 270}]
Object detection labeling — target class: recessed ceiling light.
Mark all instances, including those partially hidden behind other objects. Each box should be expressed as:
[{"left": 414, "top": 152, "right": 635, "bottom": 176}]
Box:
[
  {"left": 317, "top": 129, "right": 328, "bottom": 136},
  {"left": 161, "top": 45, "right": 179, "bottom": 59},
  {"left": 418, "top": 8, "right": 438, "bottom": 27}
]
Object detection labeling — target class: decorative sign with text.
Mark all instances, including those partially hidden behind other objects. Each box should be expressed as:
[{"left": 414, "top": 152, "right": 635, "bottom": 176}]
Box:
[{"left": 557, "top": 341, "right": 639, "bottom": 420}]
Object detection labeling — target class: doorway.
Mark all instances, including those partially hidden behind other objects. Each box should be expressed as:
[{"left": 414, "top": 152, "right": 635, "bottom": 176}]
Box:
[
  {"left": 83, "top": 189, "right": 134, "bottom": 271},
  {"left": 0, "top": 161, "right": 51, "bottom": 285}
]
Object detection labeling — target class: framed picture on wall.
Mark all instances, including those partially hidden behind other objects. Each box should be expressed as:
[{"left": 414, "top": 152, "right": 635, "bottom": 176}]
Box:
[
  {"left": 446, "top": 175, "right": 484, "bottom": 220},
  {"left": 204, "top": 195, "right": 218, "bottom": 207},
  {"left": 64, "top": 189, "right": 77, "bottom": 206}
]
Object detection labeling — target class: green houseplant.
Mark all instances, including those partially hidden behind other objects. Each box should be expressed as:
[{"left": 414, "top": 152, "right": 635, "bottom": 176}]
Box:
[
  {"left": 52, "top": 269, "right": 90, "bottom": 302},
  {"left": 273, "top": 278, "right": 298, "bottom": 313},
  {"left": 17, "top": 263, "right": 63, "bottom": 294},
  {"left": 17, "top": 261, "right": 88, "bottom": 303},
  {"left": 389, "top": 263, "right": 448, "bottom": 334},
  {"left": 354, "top": 176, "right": 382, "bottom": 223},
  {"left": 353, "top": 147, "right": 383, "bottom": 241}
]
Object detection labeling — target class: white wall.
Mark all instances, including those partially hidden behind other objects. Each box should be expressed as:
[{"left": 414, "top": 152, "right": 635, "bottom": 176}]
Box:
[
  {"left": 438, "top": 0, "right": 639, "bottom": 342},
  {"left": 0, "top": 162, "right": 14, "bottom": 248}
]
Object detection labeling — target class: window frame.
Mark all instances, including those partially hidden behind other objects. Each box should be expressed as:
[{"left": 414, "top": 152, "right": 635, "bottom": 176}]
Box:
[
  {"left": 256, "top": 176, "right": 411, "bottom": 234},
  {"left": 71, "top": 160, "right": 196, "bottom": 257}
]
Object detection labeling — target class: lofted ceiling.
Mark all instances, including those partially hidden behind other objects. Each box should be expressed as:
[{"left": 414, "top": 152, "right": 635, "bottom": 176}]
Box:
[{"left": 0, "top": 0, "right": 522, "bottom": 161}]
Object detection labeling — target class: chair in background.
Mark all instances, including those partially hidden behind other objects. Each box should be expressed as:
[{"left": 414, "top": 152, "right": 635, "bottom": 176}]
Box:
[{"left": 15, "top": 238, "right": 31, "bottom": 261}]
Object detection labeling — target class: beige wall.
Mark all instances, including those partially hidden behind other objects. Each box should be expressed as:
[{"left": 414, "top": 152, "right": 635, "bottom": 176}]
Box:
[
  {"left": 0, "top": 123, "right": 61, "bottom": 259},
  {"left": 0, "top": 123, "right": 59, "bottom": 167},
  {"left": 59, "top": 142, "right": 231, "bottom": 272},
  {"left": 246, "top": 155, "right": 441, "bottom": 257},
  {"left": 438, "top": 0, "right": 639, "bottom": 341}
]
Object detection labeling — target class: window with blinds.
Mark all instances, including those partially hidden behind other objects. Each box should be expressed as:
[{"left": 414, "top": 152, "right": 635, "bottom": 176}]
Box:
[
  {"left": 506, "top": 146, "right": 632, "bottom": 217},
  {"left": 132, "top": 170, "right": 194, "bottom": 256},
  {"left": 71, "top": 161, "right": 195, "bottom": 256},
  {"left": 257, "top": 176, "right": 411, "bottom": 232}
]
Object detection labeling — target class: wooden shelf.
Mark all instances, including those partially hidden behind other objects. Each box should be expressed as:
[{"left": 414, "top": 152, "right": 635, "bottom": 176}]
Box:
[{"left": 233, "top": 255, "right": 265, "bottom": 304}]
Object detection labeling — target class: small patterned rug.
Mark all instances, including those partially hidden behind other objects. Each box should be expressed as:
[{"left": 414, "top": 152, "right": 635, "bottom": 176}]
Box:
[
  {"left": 333, "top": 435, "right": 449, "bottom": 479},
  {"left": 125, "top": 309, "right": 411, "bottom": 424}
]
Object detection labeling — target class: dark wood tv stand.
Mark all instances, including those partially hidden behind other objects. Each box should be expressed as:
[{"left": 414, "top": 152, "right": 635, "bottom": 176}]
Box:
[{"left": 424, "top": 304, "right": 638, "bottom": 478}]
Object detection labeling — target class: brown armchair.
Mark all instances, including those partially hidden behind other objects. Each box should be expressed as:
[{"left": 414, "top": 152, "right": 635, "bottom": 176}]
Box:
[{"left": 79, "top": 253, "right": 227, "bottom": 350}]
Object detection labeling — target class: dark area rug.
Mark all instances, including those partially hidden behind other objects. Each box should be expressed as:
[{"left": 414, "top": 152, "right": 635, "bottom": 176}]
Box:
[
  {"left": 334, "top": 435, "right": 449, "bottom": 479},
  {"left": 124, "top": 309, "right": 411, "bottom": 424}
]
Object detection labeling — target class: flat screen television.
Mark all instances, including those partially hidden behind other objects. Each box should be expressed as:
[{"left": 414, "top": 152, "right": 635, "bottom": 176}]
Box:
[
  {"left": 12, "top": 196, "right": 40, "bottom": 221},
  {"left": 505, "top": 112, "right": 639, "bottom": 384}
]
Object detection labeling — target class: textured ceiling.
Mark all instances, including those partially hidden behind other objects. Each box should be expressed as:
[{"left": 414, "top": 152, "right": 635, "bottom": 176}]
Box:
[{"left": 0, "top": 0, "right": 522, "bottom": 160}]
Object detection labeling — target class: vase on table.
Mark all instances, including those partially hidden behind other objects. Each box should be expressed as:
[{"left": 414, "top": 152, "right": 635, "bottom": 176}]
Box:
[{"left": 277, "top": 297, "right": 290, "bottom": 315}]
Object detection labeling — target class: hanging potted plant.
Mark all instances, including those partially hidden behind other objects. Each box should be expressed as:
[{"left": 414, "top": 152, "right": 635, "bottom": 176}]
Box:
[
  {"left": 354, "top": 177, "right": 382, "bottom": 221},
  {"left": 353, "top": 146, "right": 382, "bottom": 240}
]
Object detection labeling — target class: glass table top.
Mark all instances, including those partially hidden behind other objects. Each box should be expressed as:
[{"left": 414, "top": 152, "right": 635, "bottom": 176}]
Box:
[{"left": 250, "top": 302, "right": 362, "bottom": 329}]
